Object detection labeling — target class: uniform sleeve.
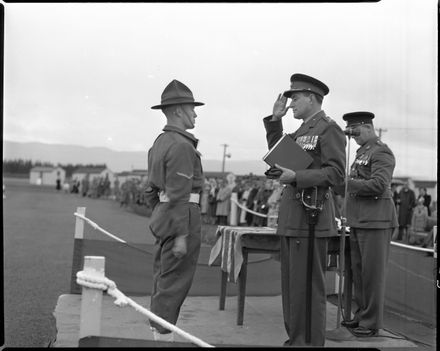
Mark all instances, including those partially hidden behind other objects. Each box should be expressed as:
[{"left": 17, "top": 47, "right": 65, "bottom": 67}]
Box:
[
  {"left": 295, "top": 123, "right": 346, "bottom": 189},
  {"left": 263, "top": 115, "right": 284, "bottom": 149},
  {"left": 348, "top": 147, "right": 395, "bottom": 196},
  {"left": 164, "top": 141, "right": 195, "bottom": 236}
]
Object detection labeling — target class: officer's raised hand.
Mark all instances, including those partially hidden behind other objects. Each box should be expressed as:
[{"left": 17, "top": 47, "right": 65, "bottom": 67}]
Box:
[
  {"left": 172, "top": 234, "right": 188, "bottom": 259},
  {"left": 272, "top": 94, "right": 289, "bottom": 121},
  {"left": 275, "top": 163, "right": 296, "bottom": 184}
]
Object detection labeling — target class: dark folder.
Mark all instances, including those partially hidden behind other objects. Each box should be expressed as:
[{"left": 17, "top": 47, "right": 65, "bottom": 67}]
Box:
[{"left": 263, "top": 134, "right": 313, "bottom": 171}]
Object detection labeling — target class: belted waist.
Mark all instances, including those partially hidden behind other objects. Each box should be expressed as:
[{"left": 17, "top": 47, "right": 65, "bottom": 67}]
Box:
[{"left": 159, "top": 191, "right": 200, "bottom": 203}]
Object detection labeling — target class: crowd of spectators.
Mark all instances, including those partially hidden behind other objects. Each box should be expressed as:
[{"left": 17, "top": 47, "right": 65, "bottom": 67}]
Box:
[
  {"left": 391, "top": 183, "right": 437, "bottom": 248},
  {"left": 59, "top": 173, "right": 437, "bottom": 249},
  {"left": 62, "top": 174, "right": 113, "bottom": 199},
  {"left": 200, "top": 174, "right": 283, "bottom": 228}
]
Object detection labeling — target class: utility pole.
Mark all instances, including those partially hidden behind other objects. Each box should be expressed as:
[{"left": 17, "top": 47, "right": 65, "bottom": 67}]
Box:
[
  {"left": 221, "top": 144, "right": 231, "bottom": 173},
  {"left": 376, "top": 127, "right": 387, "bottom": 140}
]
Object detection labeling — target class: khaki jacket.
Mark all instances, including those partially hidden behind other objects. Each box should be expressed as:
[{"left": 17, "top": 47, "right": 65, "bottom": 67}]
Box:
[{"left": 145, "top": 125, "right": 204, "bottom": 239}]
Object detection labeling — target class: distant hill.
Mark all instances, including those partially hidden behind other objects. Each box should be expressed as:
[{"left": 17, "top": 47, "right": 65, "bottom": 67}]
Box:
[{"left": 2, "top": 140, "right": 268, "bottom": 175}]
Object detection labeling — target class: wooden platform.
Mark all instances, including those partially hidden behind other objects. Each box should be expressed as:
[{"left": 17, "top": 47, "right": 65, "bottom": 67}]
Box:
[{"left": 53, "top": 294, "right": 419, "bottom": 348}]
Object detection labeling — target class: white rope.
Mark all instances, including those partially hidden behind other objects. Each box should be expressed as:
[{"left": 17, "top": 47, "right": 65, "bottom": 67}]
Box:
[
  {"left": 390, "top": 240, "right": 434, "bottom": 253},
  {"left": 76, "top": 271, "right": 214, "bottom": 348},
  {"left": 230, "top": 198, "right": 277, "bottom": 218},
  {"left": 74, "top": 212, "right": 127, "bottom": 243}
]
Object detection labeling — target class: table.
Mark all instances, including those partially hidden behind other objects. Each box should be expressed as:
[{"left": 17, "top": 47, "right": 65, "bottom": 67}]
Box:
[{"left": 208, "top": 226, "right": 352, "bottom": 325}]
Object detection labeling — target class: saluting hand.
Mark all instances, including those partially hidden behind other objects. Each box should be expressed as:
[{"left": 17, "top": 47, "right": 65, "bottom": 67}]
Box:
[
  {"left": 272, "top": 94, "right": 289, "bottom": 120},
  {"left": 275, "top": 163, "right": 296, "bottom": 184}
]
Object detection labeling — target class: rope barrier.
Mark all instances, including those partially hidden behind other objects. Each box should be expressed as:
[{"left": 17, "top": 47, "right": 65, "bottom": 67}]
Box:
[
  {"left": 74, "top": 211, "right": 275, "bottom": 265},
  {"left": 230, "top": 198, "right": 277, "bottom": 218},
  {"left": 390, "top": 240, "right": 434, "bottom": 253},
  {"left": 76, "top": 270, "right": 214, "bottom": 347},
  {"left": 74, "top": 212, "right": 127, "bottom": 243}
]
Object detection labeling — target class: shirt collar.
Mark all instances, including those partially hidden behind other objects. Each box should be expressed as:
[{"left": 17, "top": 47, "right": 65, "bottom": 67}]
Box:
[{"left": 163, "top": 125, "right": 199, "bottom": 148}]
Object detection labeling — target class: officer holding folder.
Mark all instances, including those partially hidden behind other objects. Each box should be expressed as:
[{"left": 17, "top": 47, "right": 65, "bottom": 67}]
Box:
[{"left": 262, "top": 73, "right": 346, "bottom": 346}]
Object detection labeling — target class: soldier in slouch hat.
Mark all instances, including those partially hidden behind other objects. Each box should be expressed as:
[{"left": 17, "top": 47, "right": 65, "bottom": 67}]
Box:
[{"left": 145, "top": 79, "right": 204, "bottom": 341}]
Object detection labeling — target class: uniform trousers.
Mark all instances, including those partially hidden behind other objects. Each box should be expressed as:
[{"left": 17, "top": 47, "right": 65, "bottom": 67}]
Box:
[
  {"left": 280, "top": 236, "right": 328, "bottom": 346},
  {"left": 149, "top": 203, "right": 201, "bottom": 333},
  {"left": 349, "top": 228, "right": 392, "bottom": 329}
]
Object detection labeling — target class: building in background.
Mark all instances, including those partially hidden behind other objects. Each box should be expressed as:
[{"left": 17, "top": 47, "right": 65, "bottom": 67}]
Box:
[
  {"left": 116, "top": 169, "right": 148, "bottom": 184},
  {"left": 71, "top": 166, "right": 115, "bottom": 186},
  {"left": 29, "top": 166, "right": 66, "bottom": 186}
]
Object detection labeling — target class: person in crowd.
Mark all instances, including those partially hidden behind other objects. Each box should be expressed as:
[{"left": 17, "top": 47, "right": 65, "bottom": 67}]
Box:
[
  {"left": 216, "top": 178, "right": 232, "bottom": 225},
  {"left": 245, "top": 179, "right": 260, "bottom": 226},
  {"left": 418, "top": 187, "right": 431, "bottom": 216},
  {"left": 239, "top": 181, "right": 252, "bottom": 226},
  {"left": 56, "top": 177, "right": 61, "bottom": 191},
  {"left": 207, "top": 178, "right": 218, "bottom": 224},
  {"left": 267, "top": 180, "right": 283, "bottom": 228},
  {"left": 253, "top": 179, "right": 273, "bottom": 227},
  {"left": 262, "top": 73, "right": 345, "bottom": 346},
  {"left": 339, "top": 112, "right": 398, "bottom": 338},
  {"left": 200, "top": 180, "right": 211, "bottom": 224},
  {"left": 113, "top": 178, "right": 120, "bottom": 201},
  {"left": 396, "top": 181, "right": 416, "bottom": 242},
  {"left": 408, "top": 197, "right": 429, "bottom": 245},
  {"left": 144, "top": 79, "right": 204, "bottom": 341},
  {"left": 81, "top": 175, "right": 90, "bottom": 197}
]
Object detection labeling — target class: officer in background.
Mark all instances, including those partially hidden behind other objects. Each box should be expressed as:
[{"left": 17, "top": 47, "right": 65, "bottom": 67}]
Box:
[
  {"left": 340, "top": 111, "right": 398, "bottom": 337},
  {"left": 263, "top": 73, "right": 346, "bottom": 346},
  {"left": 145, "top": 80, "right": 204, "bottom": 341}
]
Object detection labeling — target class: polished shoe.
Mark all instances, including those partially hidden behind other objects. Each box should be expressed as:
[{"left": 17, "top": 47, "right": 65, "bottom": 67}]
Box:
[
  {"left": 349, "top": 326, "right": 378, "bottom": 337},
  {"left": 341, "top": 319, "right": 359, "bottom": 328}
]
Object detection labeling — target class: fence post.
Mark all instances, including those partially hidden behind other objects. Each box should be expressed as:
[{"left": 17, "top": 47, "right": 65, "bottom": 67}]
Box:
[
  {"left": 230, "top": 192, "right": 238, "bottom": 226},
  {"left": 78, "top": 256, "right": 105, "bottom": 341},
  {"left": 75, "top": 207, "right": 86, "bottom": 239}
]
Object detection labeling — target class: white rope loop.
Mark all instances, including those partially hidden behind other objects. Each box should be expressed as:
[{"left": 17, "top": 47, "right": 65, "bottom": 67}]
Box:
[{"left": 76, "top": 270, "right": 214, "bottom": 348}]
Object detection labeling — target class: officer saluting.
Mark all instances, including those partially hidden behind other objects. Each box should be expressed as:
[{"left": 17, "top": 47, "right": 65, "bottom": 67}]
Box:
[
  {"left": 263, "top": 73, "right": 346, "bottom": 346},
  {"left": 340, "top": 112, "right": 398, "bottom": 337},
  {"left": 145, "top": 80, "right": 204, "bottom": 341}
]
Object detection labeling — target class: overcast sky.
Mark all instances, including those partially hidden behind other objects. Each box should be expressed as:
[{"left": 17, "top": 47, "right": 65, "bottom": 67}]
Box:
[{"left": 3, "top": 1, "right": 438, "bottom": 180}]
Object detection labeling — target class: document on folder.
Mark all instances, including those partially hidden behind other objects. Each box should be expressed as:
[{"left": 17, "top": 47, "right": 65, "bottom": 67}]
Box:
[{"left": 263, "top": 134, "right": 313, "bottom": 171}]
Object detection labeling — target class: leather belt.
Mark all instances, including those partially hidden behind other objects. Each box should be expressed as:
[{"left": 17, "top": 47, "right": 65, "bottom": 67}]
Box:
[{"left": 159, "top": 191, "right": 200, "bottom": 203}]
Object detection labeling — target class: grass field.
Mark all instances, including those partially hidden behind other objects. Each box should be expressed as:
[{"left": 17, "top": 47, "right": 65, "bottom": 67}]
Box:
[{"left": 2, "top": 178, "right": 217, "bottom": 347}]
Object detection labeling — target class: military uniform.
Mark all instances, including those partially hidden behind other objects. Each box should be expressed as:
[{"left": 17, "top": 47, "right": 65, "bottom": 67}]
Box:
[
  {"left": 264, "top": 107, "right": 346, "bottom": 346},
  {"left": 344, "top": 124, "right": 398, "bottom": 333},
  {"left": 145, "top": 80, "right": 204, "bottom": 335}
]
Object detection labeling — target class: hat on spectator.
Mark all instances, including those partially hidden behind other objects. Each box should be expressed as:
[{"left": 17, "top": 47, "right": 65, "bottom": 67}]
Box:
[
  {"left": 151, "top": 80, "right": 204, "bottom": 109},
  {"left": 342, "top": 111, "right": 375, "bottom": 127},
  {"left": 283, "top": 73, "right": 329, "bottom": 98}
]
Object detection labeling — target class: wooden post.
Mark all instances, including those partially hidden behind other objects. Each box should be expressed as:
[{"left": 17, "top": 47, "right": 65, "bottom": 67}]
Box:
[
  {"left": 229, "top": 192, "right": 238, "bottom": 226},
  {"left": 75, "top": 207, "right": 86, "bottom": 239},
  {"left": 78, "top": 256, "right": 105, "bottom": 341}
]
